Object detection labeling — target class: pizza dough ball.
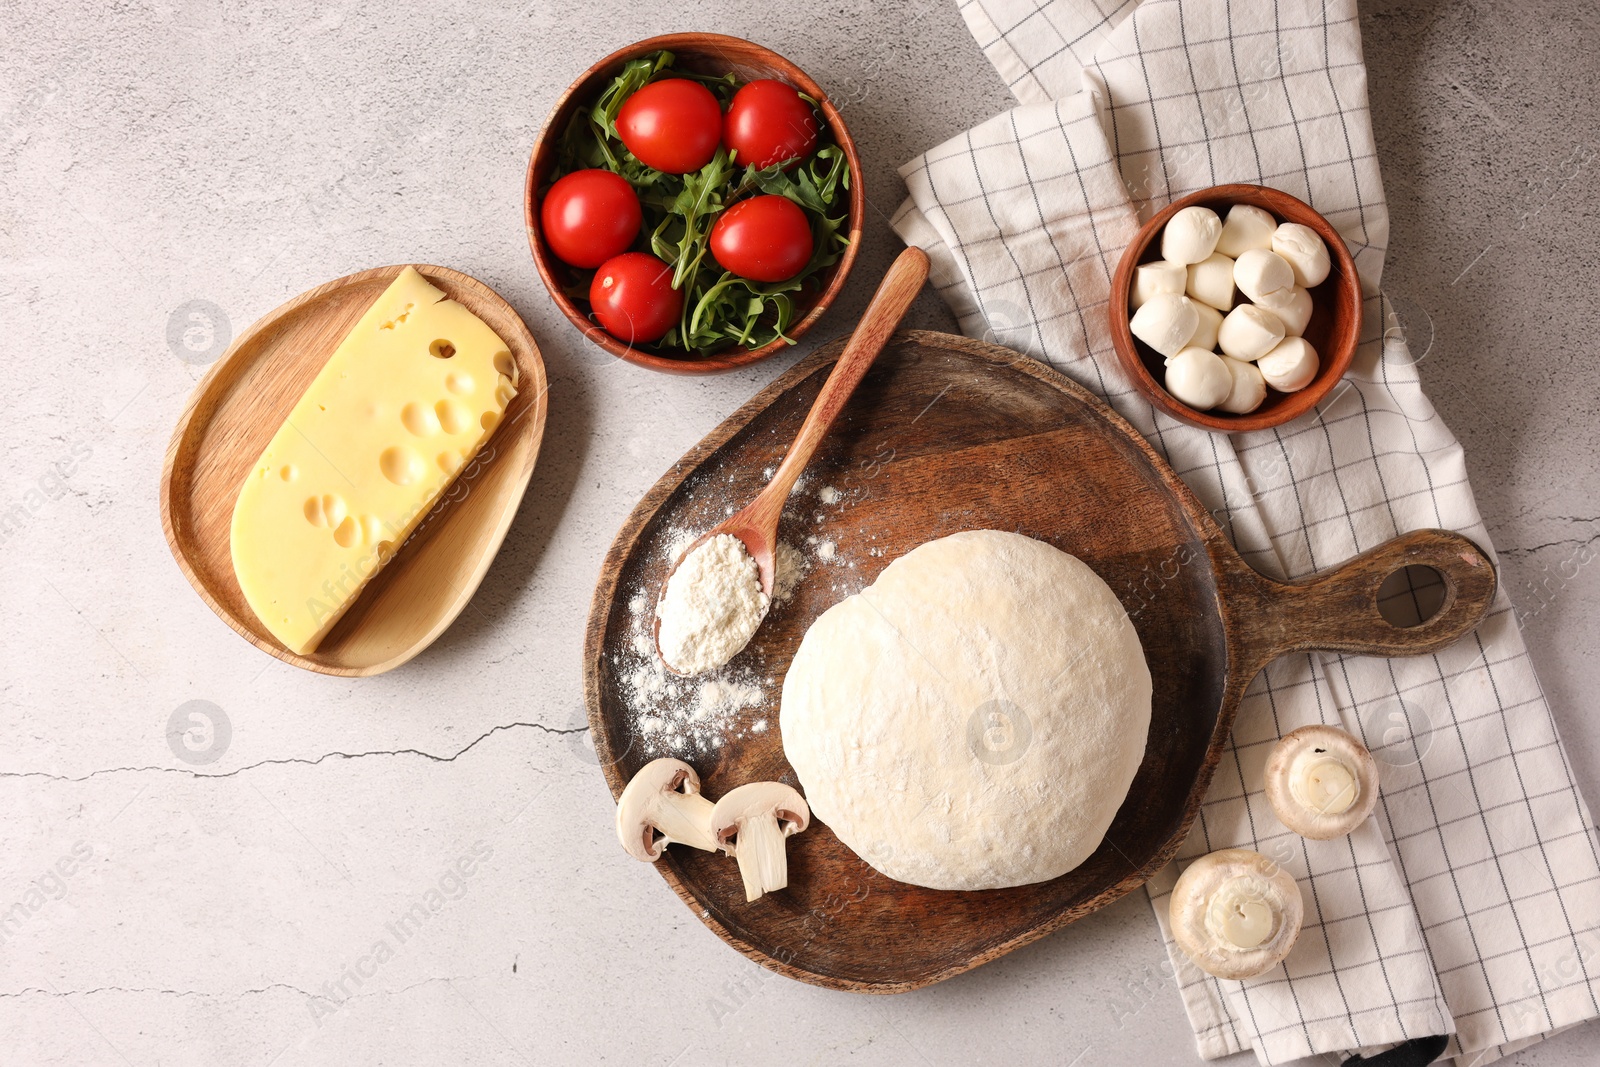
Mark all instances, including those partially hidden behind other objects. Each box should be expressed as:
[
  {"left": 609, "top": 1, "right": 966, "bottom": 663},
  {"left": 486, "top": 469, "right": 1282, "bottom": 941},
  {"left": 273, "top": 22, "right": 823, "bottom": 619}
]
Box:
[{"left": 781, "top": 531, "right": 1153, "bottom": 891}]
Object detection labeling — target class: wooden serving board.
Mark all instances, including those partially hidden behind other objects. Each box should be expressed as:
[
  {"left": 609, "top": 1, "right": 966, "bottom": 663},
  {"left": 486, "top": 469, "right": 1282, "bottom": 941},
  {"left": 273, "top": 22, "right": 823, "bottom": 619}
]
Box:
[
  {"left": 584, "top": 330, "right": 1495, "bottom": 993},
  {"left": 160, "top": 264, "right": 549, "bottom": 677}
]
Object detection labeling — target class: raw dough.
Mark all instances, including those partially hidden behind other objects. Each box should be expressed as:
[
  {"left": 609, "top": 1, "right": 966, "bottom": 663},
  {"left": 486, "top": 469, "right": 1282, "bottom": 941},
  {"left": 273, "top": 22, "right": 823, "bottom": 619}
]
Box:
[{"left": 780, "top": 531, "right": 1153, "bottom": 891}]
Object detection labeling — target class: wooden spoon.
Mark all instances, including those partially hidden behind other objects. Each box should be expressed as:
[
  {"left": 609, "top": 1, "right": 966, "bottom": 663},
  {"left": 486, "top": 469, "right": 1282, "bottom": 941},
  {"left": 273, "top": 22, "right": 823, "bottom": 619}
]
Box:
[{"left": 654, "top": 246, "right": 930, "bottom": 672}]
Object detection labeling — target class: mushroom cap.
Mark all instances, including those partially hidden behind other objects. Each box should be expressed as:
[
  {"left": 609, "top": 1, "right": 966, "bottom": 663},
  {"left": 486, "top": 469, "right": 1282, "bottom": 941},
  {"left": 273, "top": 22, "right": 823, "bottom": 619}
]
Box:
[
  {"left": 1169, "top": 848, "right": 1304, "bottom": 980},
  {"left": 709, "top": 781, "right": 810, "bottom": 848},
  {"left": 615, "top": 757, "right": 704, "bottom": 862},
  {"left": 1264, "top": 725, "right": 1379, "bottom": 840}
]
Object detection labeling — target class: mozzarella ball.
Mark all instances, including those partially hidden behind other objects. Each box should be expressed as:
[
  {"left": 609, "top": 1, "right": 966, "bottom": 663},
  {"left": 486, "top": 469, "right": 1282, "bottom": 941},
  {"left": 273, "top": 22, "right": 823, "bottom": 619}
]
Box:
[
  {"left": 1218, "top": 357, "right": 1268, "bottom": 414},
  {"left": 1161, "top": 206, "right": 1223, "bottom": 265},
  {"left": 1215, "top": 204, "right": 1277, "bottom": 258},
  {"left": 1186, "top": 252, "right": 1236, "bottom": 311},
  {"left": 1164, "top": 348, "right": 1232, "bottom": 410},
  {"left": 1190, "top": 302, "right": 1224, "bottom": 352},
  {"left": 1131, "top": 260, "right": 1186, "bottom": 309},
  {"left": 1130, "top": 293, "right": 1199, "bottom": 358},
  {"left": 1255, "top": 285, "right": 1313, "bottom": 336},
  {"left": 1271, "top": 223, "right": 1331, "bottom": 288},
  {"left": 1233, "top": 248, "right": 1295, "bottom": 303},
  {"left": 1218, "top": 303, "right": 1286, "bottom": 361},
  {"left": 1258, "top": 337, "right": 1320, "bottom": 392}
]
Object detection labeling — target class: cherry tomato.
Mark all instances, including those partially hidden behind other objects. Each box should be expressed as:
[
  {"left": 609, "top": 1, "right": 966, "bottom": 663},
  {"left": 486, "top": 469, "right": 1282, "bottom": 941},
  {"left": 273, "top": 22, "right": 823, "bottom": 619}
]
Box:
[
  {"left": 616, "top": 79, "right": 723, "bottom": 174},
  {"left": 722, "top": 79, "right": 819, "bottom": 170},
  {"left": 709, "top": 195, "right": 814, "bottom": 283},
  {"left": 589, "top": 252, "right": 683, "bottom": 344},
  {"left": 540, "top": 169, "right": 642, "bottom": 269}
]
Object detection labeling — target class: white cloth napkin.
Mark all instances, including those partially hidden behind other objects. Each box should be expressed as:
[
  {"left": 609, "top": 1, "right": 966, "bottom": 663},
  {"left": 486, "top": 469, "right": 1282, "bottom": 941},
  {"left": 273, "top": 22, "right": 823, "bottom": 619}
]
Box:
[{"left": 892, "top": 2, "right": 1600, "bottom": 1063}]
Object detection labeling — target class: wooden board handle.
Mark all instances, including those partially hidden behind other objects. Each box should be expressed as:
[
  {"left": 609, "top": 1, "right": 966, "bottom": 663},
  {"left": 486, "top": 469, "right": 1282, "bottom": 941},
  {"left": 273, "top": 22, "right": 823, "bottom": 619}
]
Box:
[{"left": 1230, "top": 528, "right": 1498, "bottom": 671}]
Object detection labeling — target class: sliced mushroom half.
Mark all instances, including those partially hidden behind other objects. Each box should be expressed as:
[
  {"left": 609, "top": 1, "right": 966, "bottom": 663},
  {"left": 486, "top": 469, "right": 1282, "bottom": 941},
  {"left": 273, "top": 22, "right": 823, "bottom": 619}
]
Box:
[
  {"left": 1169, "top": 848, "right": 1304, "bottom": 980},
  {"left": 1265, "top": 724, "right": 1379, "bottom": 840},
  {"left": 615, "top": 757, "right": 718, "bottom": 862},
  {"left": 709, "top": 781, "right": 810, "bottom": 902}
]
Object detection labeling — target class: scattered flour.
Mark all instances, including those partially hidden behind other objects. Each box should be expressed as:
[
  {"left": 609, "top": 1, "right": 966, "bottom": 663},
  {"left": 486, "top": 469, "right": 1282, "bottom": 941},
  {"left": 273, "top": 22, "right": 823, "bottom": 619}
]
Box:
[
  {"left": 772, "top": 540, "right": 807, "bottom": 603},
  {"left": 611, "top": 475, "right": 843, "bottom": 757},
  {"left": 656, "top": 534, "right": 769, "bottom": 675}
]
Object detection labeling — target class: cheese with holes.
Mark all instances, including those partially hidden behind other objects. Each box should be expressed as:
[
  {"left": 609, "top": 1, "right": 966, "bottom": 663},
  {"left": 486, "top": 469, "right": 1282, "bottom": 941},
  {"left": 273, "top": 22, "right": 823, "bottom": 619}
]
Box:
[{"left": 230, "top": 266, "right": 518, "bottom": 654}]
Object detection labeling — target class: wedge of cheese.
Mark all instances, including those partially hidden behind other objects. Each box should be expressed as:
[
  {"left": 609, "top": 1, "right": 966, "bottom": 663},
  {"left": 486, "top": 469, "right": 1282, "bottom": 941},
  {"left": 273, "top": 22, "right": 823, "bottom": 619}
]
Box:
[{"left": 231, "top": 267, "right": 518, "bottom": 654}]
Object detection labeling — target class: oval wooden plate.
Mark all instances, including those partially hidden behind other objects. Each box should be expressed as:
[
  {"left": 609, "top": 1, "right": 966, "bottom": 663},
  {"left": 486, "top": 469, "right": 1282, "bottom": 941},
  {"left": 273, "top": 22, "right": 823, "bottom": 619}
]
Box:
[
  {"left": 161, "top": 264, "right": 549, "bottom": 677},
  {"left": 584, "top": 330, "right": 1495, "bottom": 993}
]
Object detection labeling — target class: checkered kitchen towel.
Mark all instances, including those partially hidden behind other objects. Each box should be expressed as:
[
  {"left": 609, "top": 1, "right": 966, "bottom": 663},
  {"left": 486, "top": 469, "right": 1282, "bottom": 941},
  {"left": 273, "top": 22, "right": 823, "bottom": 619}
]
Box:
[{"left": 891, "top": 1, "right": 1600, "bottom": 1063}]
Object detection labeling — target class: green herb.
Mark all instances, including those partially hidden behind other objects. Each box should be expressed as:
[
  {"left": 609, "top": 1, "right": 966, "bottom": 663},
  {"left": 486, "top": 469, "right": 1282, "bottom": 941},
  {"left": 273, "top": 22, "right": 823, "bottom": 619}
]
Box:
[{"left": 551, "top": 51, "right": 852, "bottom": 357}]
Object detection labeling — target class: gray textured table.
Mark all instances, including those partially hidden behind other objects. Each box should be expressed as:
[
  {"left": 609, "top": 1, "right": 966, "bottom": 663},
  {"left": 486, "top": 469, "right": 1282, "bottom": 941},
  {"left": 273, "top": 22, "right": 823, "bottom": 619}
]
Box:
[{"left": 4, "top": 1, "right": 1596, "bottom": 1064}]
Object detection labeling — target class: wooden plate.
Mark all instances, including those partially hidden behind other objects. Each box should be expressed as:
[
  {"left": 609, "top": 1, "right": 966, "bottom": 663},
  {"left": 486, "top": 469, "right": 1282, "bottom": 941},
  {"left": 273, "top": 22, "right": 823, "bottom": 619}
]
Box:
[
  {"left": 160, "top": 264, "right": 549, "bottom": 677},
  {"left": 584, "top": 330, "right": 1495, "bottom": 992}
]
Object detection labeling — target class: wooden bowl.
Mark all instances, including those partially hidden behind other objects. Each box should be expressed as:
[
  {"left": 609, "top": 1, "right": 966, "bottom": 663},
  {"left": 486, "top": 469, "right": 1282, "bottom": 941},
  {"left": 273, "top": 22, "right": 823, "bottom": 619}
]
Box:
[
  {"left": 524, "top": 33, "right": 865, "bottom": 375},
  {"left": 1108, "top": 184, "right": 1362, "bottom": 433}
]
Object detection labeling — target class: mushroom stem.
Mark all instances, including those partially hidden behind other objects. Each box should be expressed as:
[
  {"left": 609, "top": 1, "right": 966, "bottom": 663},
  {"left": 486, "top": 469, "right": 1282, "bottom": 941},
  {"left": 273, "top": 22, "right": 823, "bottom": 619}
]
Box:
[
  {"left": 1207, "top": 875, "right": 1277, "bottom": 949},
  {"left": 615, "top": 758, "right": 720, "bottom": 862},
  {"left": 730, "top": 816, "right": 790, "bottom": 902},
  {"left": 651, "top": 791, "right": 717, "bottom": 853},
  {"left": 1290, "top": 756, "right": 1358, "bottom": 815}
]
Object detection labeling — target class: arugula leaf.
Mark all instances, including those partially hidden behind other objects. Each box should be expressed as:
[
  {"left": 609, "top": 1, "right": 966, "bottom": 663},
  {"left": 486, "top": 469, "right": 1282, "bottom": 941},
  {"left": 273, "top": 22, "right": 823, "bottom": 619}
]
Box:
[{"left": 549, "top": 51, "right": 852, "bottom": 358}]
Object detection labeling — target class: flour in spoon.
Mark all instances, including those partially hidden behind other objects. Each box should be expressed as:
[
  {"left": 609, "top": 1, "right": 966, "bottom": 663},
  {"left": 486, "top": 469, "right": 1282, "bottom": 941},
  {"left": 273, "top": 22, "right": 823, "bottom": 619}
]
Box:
[{"left": 656, "top": 534, "right": 770, "bottom": 675}]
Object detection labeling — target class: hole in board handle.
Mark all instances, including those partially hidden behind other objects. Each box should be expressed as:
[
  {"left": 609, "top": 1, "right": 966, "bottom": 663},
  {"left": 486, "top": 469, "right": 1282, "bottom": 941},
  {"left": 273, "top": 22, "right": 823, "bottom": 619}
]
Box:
[{"left": 1377, "top": 565, "right": 1447, "bottom": 628}]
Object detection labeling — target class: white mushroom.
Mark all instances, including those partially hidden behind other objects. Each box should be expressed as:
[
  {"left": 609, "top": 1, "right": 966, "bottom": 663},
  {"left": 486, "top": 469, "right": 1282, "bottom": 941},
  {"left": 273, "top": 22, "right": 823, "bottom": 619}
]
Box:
[
  {"left": 615, "top": 758, "right": 718, "bottom": 861},
  {"left": 1169, "top": 848, "right": 1304, "bottom": 980},
  {"left": 710, "top": 781, "right": 811, "bottom": 902},
  {"left": 1264, "top": 725, "right": 1379, "bottom": 839}
]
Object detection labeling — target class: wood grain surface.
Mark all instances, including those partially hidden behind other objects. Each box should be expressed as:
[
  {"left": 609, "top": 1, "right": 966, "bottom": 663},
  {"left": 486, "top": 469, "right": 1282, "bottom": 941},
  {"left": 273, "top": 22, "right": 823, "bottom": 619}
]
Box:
[
  {"left": 160, "top": 264, "right": 549, "bottom": 677},
  {"left": 583, "top": 329, "right": 1495, "bottom": 993}
]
